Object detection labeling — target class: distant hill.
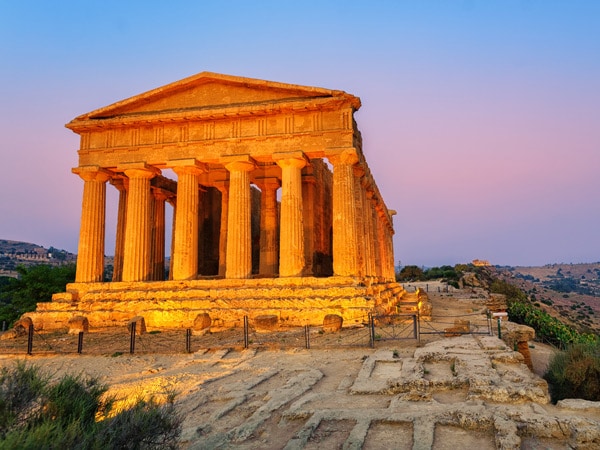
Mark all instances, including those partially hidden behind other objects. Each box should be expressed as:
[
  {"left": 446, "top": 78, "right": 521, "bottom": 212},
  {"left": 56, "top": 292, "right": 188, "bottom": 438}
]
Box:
[
  {"left": 493, "top": 262, "right": 600, "bottom": 335},
  {"left": 0, "top": 239, "right": 76, "bottom": 277}
]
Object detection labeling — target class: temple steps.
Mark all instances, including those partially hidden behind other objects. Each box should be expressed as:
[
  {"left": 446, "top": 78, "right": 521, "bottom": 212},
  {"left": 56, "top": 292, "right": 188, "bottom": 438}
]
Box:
[{"left": 28, "top": 277, "right": 405, "bottom": 330}]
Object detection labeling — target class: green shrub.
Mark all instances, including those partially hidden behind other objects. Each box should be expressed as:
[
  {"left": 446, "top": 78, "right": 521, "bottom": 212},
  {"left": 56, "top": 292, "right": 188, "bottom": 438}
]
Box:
[
  {"left": 544, "top": 341, "right": 600, "bottom": 403},
  {"left": 0, "top": 362, "right": 48, "bottom": 436},
  {"left": 507, "top": 300, "right": 597, "bottom": 348},
  {"left": 0, "top": 363, "right": 182, "bottom": 449}
]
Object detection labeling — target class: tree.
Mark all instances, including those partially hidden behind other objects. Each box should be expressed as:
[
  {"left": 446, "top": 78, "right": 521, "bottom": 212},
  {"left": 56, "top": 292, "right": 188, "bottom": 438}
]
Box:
[
  {"left": 0, "top": 264, "right": 75, "bottom": 326},
  {"left": 396, "top": 265, "right": 425, "bottom": 282}
]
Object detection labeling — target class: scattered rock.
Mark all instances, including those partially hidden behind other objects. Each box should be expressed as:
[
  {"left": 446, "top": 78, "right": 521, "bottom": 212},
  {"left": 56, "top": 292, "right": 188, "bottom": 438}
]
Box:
[
  {"left": 193, "top": 313, "right": 211, "bottom": 336},
  {"left": 127, "top": 316, "right": 146, "bottom": 335},
  {"left": 322, "top": 314, "right": 343, "bottom": 332},
  {"left": 68, "top": 316, "right": 89, "bottom": 334},
  {"left": 13, "top": 317, "right": 33, "bottom": 336},
  {"left": 253, "top": 315, "right": 279, "bottom": 332}
]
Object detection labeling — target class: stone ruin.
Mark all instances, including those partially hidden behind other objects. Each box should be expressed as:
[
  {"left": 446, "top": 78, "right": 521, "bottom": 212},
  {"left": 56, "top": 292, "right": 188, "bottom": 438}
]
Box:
[{"left": 25, "top": 72, "right": 409, "bottom": 331}]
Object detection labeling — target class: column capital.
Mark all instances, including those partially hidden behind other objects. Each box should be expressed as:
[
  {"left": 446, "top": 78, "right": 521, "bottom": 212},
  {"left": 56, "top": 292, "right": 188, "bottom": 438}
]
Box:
[
  {"left": 212, "top": 180, "right": 229, "bottom": 193},
  {"left": 254, "top": 177, "right": 281, "bottom": 191},
  {"left": 273, "top": 151, "right": 308, "bottom": 170},
  {"left": 221, "top": 155, "right": 257, "bottom": 173},
  {"left": 151, "top": 188, "right": 171, "bottom": 201},
  {"left": 72, "top": 166, "right": 112, "bottom": 183},
  {"left": 169, "top": 158, "right": 207, "bottom": 176},
  {"left": 326, "top": 148, "right": 359, "bottom": 166},
  {"left": 118, "top": 162, "right": 161, "bottom": 179},
  {"left": 353, "top": 164, "right": 366, "bottom": 178},
  {"left": 110, "top": 177, "right": 128, "bottom": 191}
]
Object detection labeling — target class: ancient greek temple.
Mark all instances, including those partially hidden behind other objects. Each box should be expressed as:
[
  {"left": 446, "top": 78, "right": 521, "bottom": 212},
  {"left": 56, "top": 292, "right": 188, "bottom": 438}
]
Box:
[{"left": 30, "top": 72, "right": 404, "bottom": 330}]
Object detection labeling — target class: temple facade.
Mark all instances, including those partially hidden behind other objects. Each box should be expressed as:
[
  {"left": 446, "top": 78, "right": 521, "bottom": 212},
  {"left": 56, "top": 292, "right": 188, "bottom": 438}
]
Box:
[{"left": 29, "top": 73, "right": 403, "bottom": 330}]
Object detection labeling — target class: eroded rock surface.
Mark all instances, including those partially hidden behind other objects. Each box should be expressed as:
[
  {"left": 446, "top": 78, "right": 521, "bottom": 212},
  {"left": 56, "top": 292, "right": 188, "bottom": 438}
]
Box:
[{"left": 3, "top": 335, "right": 597, "bottom": 449}]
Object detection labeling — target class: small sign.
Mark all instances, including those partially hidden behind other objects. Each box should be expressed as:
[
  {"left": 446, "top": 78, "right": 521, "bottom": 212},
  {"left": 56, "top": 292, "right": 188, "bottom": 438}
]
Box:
[{"left": 492, "top": 312, "right": 508, "bottom": 318}]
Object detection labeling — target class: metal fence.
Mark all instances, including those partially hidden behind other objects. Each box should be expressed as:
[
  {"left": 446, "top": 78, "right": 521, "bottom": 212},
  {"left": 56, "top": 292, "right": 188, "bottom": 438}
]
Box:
[{"left": 0, "top": 311, "right": 499, "bottom": 356}]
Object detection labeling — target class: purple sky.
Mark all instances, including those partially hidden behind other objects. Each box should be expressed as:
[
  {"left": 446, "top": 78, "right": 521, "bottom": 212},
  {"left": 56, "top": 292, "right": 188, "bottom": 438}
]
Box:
[{"left": 1, "top": 1, "right": 599, "bottom": 267}]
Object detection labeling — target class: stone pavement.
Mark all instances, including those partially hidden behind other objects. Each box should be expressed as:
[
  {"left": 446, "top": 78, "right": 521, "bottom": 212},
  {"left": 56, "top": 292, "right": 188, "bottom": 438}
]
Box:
[{"left": 168, "top": 334, "right": 600, "bottom": 449}]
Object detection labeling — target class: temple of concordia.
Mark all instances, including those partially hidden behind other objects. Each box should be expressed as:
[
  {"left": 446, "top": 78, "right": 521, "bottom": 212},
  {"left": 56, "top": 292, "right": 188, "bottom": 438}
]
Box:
[{"left": 28, "top": 72, "right": 405, "bottom": 330}]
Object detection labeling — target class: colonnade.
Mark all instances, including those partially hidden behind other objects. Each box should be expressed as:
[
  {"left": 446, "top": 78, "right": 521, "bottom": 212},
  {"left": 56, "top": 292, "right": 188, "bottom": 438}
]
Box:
[{"left": 73, "top": 149, "right": 396, "bottom": 284}]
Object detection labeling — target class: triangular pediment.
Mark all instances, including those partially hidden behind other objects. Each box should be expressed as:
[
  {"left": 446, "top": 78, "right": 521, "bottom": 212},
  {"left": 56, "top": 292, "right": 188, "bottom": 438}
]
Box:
[{"left": 71, "top": 72, "right": 357, "bottom": 123}]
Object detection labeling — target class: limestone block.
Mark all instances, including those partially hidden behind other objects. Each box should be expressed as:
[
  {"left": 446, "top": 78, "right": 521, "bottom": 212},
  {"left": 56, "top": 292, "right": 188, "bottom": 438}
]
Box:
[
  {"left": 517, "top": 341, "right": 534, "bottom": 370},
  {"left": 13, "top": 317, "right": 33, "bottom": 336},
  {"left": 193, "top": 313, "right": 212, "bottom": 336},
  {"left": 127, "top": 316, "right": 146, "bottom": 335},
  {"left": 253, "top": 315, "right": 279, "bottom": 332},
  {"left": 322, "top": 314, "right": 343, "bottom": 332},
  {"left": 557, "top": 399, "right": 600, "bottom": 411},
  {"left": 501, "top": 321, "right": 535, "bottom": 348},
  {"left": 445, "top": 319, "right": 470, "bottom": 337},
  {"left": 0, "top": 330, "right": 18, "bottom": 340},
  {"left": 68, "top": 316, "right": 89, "bottom": 334}
]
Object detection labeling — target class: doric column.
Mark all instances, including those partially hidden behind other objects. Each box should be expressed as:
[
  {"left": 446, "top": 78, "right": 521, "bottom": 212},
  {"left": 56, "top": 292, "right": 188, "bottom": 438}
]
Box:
[
  {"left": 302, "top": 172, "right": 316, "bottom": 276},
  {"left": 274, "top": 152, "right": 307, "bottom": 277},
  {"left": 222, "top": 156, "right": 256, "bottom": 279},
  {"left": 256, "top": 177, "right": 280, "bottom": 276},
  {"left": 353, "top": 166, "right": 367, "bottom": 277},
  {"left": 214, "top": 182, "right": 229, "bottom": 277},
  {"left": 358, "top": 176, "right": 377, "bottom": 279},
  {"left": 72, "top": 166, "right": 111, "bottom": 283},
  {"left": 150, "top": 189, "right": 168, "bottom": 281},
  {"left": 386, "top": 210, "right": 397, "bottom": 281},
  {"left": 168, "top": 197, "right": 176, "bottom": 280},
  {"left": 366, "top": 190, "right": 381, "bottom": 279},
  {"left": 327, "top": 149, "right": 360, "bottom": 277},
  {"left": 170, "top": 160, "right": 207, "bottom": 280},
  {"left": 120, "top": 163, "right": 160, "bottom": 282},
  {"left": 376, "top": 207, "right": 391, "bottom": 281},
  {"left": 110, "top": 177, "right": 128, "bottom": 282}
]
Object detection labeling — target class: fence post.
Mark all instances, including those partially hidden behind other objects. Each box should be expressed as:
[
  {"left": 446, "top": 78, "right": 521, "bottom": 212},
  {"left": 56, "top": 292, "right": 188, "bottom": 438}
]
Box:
[
  {"left": 304, "top": 325, "right": 310, "bottom": 349},
  {"left": 27, "top": 324, "right": 34, "bottom": 355},
  {"left": 77, "top": 331, "right": 84, "bottom": 354},
  {"left": 243, "top": 316, "right": 249, "bottom": 349},
  {"left": 412, "top": 314, "right": 417, "bottom": 340},
  {"left": 130, "top": 322, "right": 136, "bottom": 354},
  {"left": 416, "top": 312, "right": 421, "bottom": 344},
  {"left": 186, "top": 328, "right": 192, "bottom": 353},
  {"left": 369, "top": 313, "right": 375, "bottom": 348}
]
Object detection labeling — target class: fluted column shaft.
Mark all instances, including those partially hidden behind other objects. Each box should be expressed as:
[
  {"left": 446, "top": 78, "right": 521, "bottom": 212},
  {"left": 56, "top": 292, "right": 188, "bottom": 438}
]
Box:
[
  {"left": 122, "top": 166, "right": 159, "bottom": 282},
  {"left": 376, "top": 209, "right": 391, "bottom": 281},
  {"left": 328, "top": 150, "right": 360, "bottom": 277},
  {"left": 215, "top": 184, "right": 229, "bottom": 277},
  {"left": 353, "top": 167, "right": 366, "bottom": 277},
  {"left": 110, "top": 178, "right": 128, "bottom": 282},
  {"left": 168, "top": 198, "right": 176, "bottom": 280},
  {"left": 366, "top": 191, "right": 381, "bottom": 279},
  {"left": 151, "top": 190, "right": 168, "bottom": 280},
  {"left": 386, "top": 219, "right": 396, "bottom": 280},
  {"left": 171, "top": 164, "right": 205, "bottom": 280},
  {"left": 73, "top": 167, "right": 111, "bottom": 283},
  {"left": 275, "top": 153, "right": 307, "bottom": 277},
  {"left": 224, "top": 159, "right": 255, "bottom": 279},
  {"left": 257, "top": 178, "right": 280, "bottom": 276},
  {"left": 302, "top": 175, "right": 316, "bottom": 276}
]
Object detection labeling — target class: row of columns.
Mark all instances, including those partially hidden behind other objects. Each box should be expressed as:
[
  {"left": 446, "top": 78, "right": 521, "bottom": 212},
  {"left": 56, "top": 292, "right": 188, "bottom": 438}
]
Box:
[{"left": 73, "top": 149, "right": 396, "bottom": 284}]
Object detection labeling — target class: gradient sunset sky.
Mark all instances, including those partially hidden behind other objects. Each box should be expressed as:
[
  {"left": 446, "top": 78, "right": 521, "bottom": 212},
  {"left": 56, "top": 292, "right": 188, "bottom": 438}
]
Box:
[{"left": 1, "top": 1, "right": 598, "bottom": 267}]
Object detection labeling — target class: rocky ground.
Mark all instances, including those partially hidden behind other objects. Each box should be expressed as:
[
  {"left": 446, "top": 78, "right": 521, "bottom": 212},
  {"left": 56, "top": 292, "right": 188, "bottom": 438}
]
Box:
[{"left": 1, "top": 282, "right": 599, "bottom": 449}]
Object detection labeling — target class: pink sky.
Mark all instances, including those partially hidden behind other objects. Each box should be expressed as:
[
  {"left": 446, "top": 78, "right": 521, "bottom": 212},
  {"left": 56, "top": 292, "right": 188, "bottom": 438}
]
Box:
[{"left": 1, "top": 1, "right": 599, "bottom": 267}]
